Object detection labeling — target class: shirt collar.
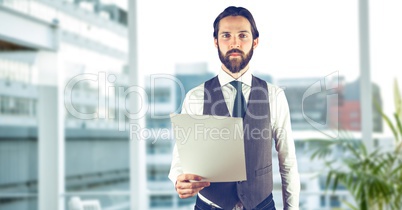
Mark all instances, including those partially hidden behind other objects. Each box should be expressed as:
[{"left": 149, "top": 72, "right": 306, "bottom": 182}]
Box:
[{"left": 218, "top": 67, "right": 253, "bottom": 87}]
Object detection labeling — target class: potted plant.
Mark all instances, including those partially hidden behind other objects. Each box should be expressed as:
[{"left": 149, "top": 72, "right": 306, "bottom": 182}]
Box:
[{"left": 309, "top": 79, "right": 402, "bottom": 210}]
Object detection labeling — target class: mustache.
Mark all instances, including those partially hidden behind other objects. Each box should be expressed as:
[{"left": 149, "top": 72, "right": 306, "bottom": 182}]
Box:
[{"left": 226, "top": 49, "right": 244, "bottom": 56}]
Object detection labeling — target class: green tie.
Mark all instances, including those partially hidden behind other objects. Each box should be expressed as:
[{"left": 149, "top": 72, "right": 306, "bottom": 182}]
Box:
[{"left": 230, "top": 81, "right": 246, "bottom": 118}]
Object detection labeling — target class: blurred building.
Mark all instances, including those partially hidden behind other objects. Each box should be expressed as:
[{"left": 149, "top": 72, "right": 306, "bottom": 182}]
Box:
[
  {"left": 0, "top": 0, "right": 130, "bottom": 209},
  {"left": 267, "top": 77, "right": 354, "bottom": 209},
  {"left": 142, "top": 63, "right": 278, "bottom": 209},
  {"left": 253, "top": 73, "right": 273, "bottom": 84},
  {"left": 277, "top": 78, "right": 330, "bottom": 130},
  {"left": 174, "top": 63, "right": 215, "bottom": 113},
  {"left": 142, "top": 63, "right": 214, "bottom": 209},
  {"left": 332, "top": 78, "right": 383, "bottom": 132},
  {"left": 0, "top": 0, "right": 387, "bottom": 209},
  {"left": 277, "top": 76, "right": 382, "bottom": 133},
  {"left": 143, "top": 74, "right": 179, "bottom": 209},
  {"left": 145, "top": 64, "right": 362, "bottom": 209}
]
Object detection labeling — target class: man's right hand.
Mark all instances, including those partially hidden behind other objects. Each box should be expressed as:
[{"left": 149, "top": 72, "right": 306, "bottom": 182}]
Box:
[{"left": 175, "top": 174, "right": 210, "bottom": 199}]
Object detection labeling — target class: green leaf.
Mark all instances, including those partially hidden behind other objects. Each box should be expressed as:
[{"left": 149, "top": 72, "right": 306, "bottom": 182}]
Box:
[
  {"left": 381, "top": 108, "right": 399, "bottom": 141},
  {"left": 343, "top": 199, "right": 359, "bottom": 210},
  {"left": 308, "top": 88, "right": 402, "bottom": 210},
  {"left": 390, "top": 162, "right": 402, "bottom": 177},
  {"left": 394, "top": 78, "right": 402, "bottom": 141},
  {"left": 394, "top": 78, "right": 402, "bottom": 118},
  {"left": 394, "top": 113, "right": 402, "bottom": 141},
  {"left": 375, "top": 92, "right": 400, "bottom": 142}
]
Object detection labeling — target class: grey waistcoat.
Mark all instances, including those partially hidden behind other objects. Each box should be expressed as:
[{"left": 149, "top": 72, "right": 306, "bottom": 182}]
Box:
[{"left": 200, "top": 75, "right": 273, "bottom": 210}]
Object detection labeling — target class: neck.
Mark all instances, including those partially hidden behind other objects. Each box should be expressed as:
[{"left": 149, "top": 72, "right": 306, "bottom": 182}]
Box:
[{"left": 221, "top": 65, "right": 249, "bottom": 79}]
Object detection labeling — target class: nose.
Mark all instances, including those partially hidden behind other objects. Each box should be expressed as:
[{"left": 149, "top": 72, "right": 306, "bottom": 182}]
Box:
[{"left": 230, "top": 37, "right": 240, "bottom": 49}]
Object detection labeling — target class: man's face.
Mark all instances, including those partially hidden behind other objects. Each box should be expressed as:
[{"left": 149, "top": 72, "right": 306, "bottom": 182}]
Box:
[{"left": 215, "top": 16, "right": 258, "bottom": 74}]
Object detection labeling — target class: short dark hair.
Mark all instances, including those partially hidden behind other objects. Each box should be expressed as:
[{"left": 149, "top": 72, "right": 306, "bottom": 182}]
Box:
[{"left": 213, "top": 6, "right": 259, "bottom": 40}]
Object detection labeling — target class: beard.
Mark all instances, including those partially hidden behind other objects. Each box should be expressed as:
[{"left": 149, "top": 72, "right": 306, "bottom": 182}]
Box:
[{"left": 218, "top": 45, "right": 254, "bottom": 74}]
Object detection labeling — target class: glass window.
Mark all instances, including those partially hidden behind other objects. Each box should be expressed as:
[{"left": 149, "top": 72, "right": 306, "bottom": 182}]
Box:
[
  {"left": 2, "top": 0, "right": 400, "bottom": 209},
  {"left": 150, "top": 195, "right": 173, "bottom": 208},
  {"left": 138, "top": 1, "right": 364, "bottom": 209}
]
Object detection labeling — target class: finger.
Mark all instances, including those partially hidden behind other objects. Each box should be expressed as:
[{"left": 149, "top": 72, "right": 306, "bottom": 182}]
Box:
[
  {"left": 177, "top": 174, "right": 203, "bottom": 182},
  {"left": 176, "top": 181, "right": 210, "bottom": 189},
  {"left": 177, "top": 187, "right": 205, "bottom": 199},
  {"left": 176, "top": 181, "right": 210, "bottom": 190}
]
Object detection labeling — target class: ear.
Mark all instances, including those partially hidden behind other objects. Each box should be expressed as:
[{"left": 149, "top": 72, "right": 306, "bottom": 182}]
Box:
[
  {"left": 214, "top": 39, "right": 218, "bottom": 48},
  {"left": 253, "top": 38, "right": 259, "bottom": 49}
]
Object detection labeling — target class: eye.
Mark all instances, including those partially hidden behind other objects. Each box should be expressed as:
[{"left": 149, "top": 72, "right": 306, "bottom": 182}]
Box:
[
  {"left": 239, "top": 33, "right": 248, "bottom": 38},
  {"left": 221, "top": 33, "right": 230, "bottom": 38}
]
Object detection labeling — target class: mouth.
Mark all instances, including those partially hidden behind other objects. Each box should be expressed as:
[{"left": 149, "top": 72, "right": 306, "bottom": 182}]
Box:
[
  {"left": 229, "top": 53, "right": 241, "bottom": 56},
  {"left": 226, "top": 49, "right": 243, "bottom": 57}
]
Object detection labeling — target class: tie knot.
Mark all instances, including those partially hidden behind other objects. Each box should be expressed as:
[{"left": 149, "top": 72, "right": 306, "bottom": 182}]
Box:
[{"left": 230, "top": 80, "right": 242, "bottom": 91}]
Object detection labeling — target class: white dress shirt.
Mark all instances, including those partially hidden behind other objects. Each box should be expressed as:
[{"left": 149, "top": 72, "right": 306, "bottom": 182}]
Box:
[{"left": 168, "top": 69, "right": 300, "bottom": 210}]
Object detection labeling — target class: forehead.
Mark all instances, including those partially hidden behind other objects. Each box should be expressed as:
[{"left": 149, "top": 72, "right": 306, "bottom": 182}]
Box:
[{"left": 218, "top": 16, "right": 251, "bottom": 33}]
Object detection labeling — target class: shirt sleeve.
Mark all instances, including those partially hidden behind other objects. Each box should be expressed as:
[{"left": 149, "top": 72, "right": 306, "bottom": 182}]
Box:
[{"left": 270, "top": 86, "right": 301, "bottom": 210}]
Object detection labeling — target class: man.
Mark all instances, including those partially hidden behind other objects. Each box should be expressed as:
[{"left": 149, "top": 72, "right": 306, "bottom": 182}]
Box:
[{"left": 169, "top": 6, "right": 300, "bottom": 210}]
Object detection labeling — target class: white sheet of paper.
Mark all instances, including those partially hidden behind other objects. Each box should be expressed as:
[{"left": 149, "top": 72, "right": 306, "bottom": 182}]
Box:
[{"left": 170, "top": 113, "right": 247, "bottom": 182}]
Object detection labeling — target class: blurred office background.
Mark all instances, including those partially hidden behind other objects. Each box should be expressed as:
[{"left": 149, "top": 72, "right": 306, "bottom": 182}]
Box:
[{"left": 0, "top": 0, "right": 401, "bottom": 210}]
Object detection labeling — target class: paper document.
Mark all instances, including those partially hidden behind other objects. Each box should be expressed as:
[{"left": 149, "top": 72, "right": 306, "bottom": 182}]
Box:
[{"left": 170, "top": 114, "right": 246, "bottom": 182}]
